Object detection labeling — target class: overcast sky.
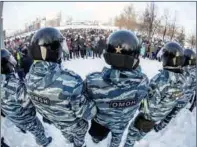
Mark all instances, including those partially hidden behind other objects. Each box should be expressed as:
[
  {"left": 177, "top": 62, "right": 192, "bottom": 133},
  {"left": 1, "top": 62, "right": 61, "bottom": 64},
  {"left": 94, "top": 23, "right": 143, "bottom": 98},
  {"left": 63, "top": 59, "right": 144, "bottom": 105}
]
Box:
[{"left": 3, "top": 2, "right": 196, "bottom": 36}]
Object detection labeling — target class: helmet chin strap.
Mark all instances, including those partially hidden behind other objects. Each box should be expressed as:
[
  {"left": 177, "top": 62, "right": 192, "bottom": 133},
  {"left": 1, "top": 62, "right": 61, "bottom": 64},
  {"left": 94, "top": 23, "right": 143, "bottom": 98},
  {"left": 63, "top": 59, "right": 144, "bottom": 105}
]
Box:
[
  {"left": 163, "top": 66, "right": 182, "bottom": 69},
  {"left": 132, "top": 58, "right": 139, "bottom": 69},
  {"left": 163, "top": 66, "right": 183, "bottom": 73}
]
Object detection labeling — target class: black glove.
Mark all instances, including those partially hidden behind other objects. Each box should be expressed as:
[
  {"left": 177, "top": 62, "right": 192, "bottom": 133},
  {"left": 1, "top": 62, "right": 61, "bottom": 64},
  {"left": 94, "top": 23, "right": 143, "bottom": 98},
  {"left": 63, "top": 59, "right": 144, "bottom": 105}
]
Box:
[
  {"left": 1, "top": 138, "right": 10, "bottom": 147},
  {"left": 42, "top": 116, "right": 52, "bottom": 125},
  {"left": 134, "top": 113, "right": 155, "bottom": 133},
  {"left": 189, "top": 94, "right": 196, "bottom": 112},
  {"left": 1, "top": 111, "right": 5, "bottom": 118},
  {"left": 89, "top": 120, "right": 110, "bottom": 142}
]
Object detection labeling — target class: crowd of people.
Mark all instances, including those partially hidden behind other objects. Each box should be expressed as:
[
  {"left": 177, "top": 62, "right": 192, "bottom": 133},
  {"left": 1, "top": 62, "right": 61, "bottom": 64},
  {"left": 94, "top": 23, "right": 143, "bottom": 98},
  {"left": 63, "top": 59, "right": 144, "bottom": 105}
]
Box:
[
  {"left": 3, "top": 28, "right": 112, "bottom": 79},
  {"left": 1, "top": 27, "right": 196, "bottom": 147},
  {"left": 62, "top": 29, "right": 111, "bottom": 60},
  {"left": 4, "top": 28, "right": 112, "bottom": 61},
  {"left": 4, "top": 28, "right": 180, "bottom": 70},
  {"left": 4, "top": 28, "right": 166, "bottom": 64},
  {"left": 140, "top": 38, "right": 164, "bottom": 60}
]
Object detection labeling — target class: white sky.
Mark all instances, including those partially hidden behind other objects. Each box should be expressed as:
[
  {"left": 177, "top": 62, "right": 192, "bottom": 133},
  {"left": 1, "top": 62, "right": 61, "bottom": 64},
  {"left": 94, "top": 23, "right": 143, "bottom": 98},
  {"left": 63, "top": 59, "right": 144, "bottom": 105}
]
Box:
[{"left": 3, "top": 2, "right": 196, "bottom": 36}]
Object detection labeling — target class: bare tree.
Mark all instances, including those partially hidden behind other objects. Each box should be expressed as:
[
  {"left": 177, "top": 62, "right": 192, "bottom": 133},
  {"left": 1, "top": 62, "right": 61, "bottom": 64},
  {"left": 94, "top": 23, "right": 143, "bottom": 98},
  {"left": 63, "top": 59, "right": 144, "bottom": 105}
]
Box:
[
  {"left": 114, "top": 3, "right": 137, "bottom": 30},
  {"left": 152, "top": 17, "right": 162, "bottom": 38},
  {"left": 137, "top": 11, "right": 148, "bottom": 34},
  {"left": 155, "top": 22, "right": 163, "bottom": 37},
  {"left": 146, "top": 2, "right": 156, "bottom": 41},
  {"left": 140, "top": 2, "right": 159, "bottom": 42},
  {"left": 123, "top": 4, "right": 137, "bottom": 30},
  {"left": 114, "top": 14, "right": 125, "bottom": 29},
  {"left": 187, "top": 34, "right": 196, "bottom": 48},
  {"left": 140, "top": 6, "right": 150, "bottom": 33},
  {"left": 162, "top": 9, "right": 170, "bottom": 41},
  {"left": 176, "top": 27, "right": 185, "bottom": 47},
  {"left": 168, "top": 11, "right": 178, "bottom": 41}
]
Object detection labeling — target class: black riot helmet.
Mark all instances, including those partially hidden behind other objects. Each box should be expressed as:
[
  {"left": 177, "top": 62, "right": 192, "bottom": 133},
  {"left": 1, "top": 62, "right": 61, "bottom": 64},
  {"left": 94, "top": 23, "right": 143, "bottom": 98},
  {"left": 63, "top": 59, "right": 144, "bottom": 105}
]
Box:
[
  {"left": 1, "top": 49, "right": 17, "bottom": 74},
  {"left": 104, "top": 30, "right": 141, "bottom": 70},
  {"left": 161, "top": 42, "right": 184, "bottom": 68},
  {"left": 29, "top": 27, "right": 69, "bottom": 63},
  {"left": 183, "top": 49, "right": 196, "bottom": 66}
]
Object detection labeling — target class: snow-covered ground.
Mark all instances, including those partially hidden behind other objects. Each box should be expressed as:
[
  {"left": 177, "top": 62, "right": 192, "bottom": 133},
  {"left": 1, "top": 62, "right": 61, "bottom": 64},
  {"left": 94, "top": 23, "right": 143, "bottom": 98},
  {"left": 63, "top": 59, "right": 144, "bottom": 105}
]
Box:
[{"left": 1, "top": 57, "right": 196, "bottom": 147}]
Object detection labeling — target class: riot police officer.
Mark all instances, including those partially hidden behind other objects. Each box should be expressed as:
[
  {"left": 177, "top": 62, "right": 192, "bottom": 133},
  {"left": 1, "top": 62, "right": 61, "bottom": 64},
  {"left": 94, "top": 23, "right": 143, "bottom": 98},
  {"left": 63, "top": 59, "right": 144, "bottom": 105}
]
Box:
[
  {"left": 183, "top": 49, "right": 196, "bottom": 112},
  {"left": 85, "top": 30, "right": 149, "bottom": 147},
  {"left": 26, "top": 27, "right": 96, "bottom": 147},
  {"left": 1, "top": 49, "right": 52, "bottom": 147},
  {"left": 125, "top": 42, "right": 188, "bottom": 147}
]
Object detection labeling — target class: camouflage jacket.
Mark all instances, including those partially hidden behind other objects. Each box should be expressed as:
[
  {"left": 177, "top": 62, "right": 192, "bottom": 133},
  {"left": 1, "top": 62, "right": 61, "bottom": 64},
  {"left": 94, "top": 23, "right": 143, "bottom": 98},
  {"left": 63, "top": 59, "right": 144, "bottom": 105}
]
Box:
[
  {"left": 144, "top": 69, "right": 187, "bottom": 122},
  {"left": 25, "top": 61, "right": 96, "bottom": 126},
  {"left": 85, "top": 66, "right": 149, "bottom": 130},
  {"left": 183, "top": 65, "right": 196, "bottom": 92},
  {"left": 1, "top": 73, "right": 36, "bottom": 124}
]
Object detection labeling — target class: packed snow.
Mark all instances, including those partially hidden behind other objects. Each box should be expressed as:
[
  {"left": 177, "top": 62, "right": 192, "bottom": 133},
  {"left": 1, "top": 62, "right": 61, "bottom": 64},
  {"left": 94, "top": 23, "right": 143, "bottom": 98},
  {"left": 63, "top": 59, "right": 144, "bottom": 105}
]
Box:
[{"left": 1, "top": 57, "right": 196, "bottom": 147}]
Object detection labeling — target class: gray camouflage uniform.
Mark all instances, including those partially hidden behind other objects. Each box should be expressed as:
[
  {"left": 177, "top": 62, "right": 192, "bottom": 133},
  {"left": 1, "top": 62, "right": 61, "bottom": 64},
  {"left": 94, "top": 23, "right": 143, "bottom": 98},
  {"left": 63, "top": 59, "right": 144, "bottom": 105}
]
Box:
[
  {"left": 125, "top": 69, "right": 188, "bottom": 147},
  {"left": 155, "top": 66, "right": 196, "bottom": 131},
  {"left": 183, "top": 66, "right": 196, "bottom": 102},
  {"left": 85, "top": 66, "right": 149, "bottom": 147},
  {"left": 25, "top": 61, "right": 96, "bottom": 147},
  {"left": 1, "top": 73, "right": 49, "bottom": 146}
]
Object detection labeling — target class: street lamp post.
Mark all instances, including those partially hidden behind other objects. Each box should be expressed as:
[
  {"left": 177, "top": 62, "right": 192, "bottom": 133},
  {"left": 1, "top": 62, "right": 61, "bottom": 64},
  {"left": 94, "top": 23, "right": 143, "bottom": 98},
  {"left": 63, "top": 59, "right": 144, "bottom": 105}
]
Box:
[{"left": 0, "top": 1, "right": 4, "bottom": 49}]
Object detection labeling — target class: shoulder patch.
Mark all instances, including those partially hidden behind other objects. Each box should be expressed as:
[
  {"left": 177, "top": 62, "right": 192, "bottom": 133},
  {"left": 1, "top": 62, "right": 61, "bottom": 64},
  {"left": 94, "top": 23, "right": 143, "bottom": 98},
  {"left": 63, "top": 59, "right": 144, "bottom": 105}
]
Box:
[
  {"left": 29, "top": 92, "right": 51, "bottom": 105},
  {"left": 108, "top": 99, "right": 138, "bottom": 108}
]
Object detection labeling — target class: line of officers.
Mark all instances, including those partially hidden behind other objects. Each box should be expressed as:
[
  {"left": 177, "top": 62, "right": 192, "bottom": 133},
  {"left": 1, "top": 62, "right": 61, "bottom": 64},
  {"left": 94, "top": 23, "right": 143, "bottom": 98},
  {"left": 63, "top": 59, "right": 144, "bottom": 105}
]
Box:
[{"left": 1, "top": 28, "right": 196, "bottom": 147}]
